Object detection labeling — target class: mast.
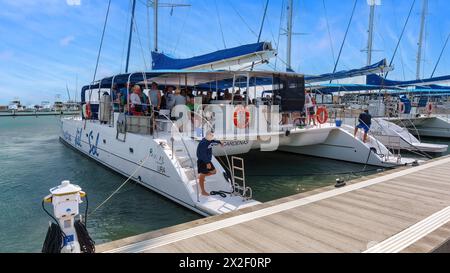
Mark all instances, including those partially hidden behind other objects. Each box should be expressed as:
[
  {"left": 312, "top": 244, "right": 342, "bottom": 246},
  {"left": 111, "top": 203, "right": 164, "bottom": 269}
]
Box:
[
  {"left": 153, "top": 0, "right": 159, "bottom": 52},
  {"left": 366, "top": 0, "right": 380, "bottom": 65},
  {"left": 148, "top": 1, "right": 190, "bottom": 54},
  {"left": 125, "top": 0, "right": 137, "bottom": 73},
  {"left": 286, "top": 0, "right": 293, "bottom": 72},
  {"left": 416, "top": 0, "right": 428, "bottom": 80}
]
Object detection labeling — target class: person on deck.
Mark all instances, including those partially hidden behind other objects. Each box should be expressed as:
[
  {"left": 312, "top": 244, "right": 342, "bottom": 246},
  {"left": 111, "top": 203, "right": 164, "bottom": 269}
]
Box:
[
  {"left": 173, "top": 88, "right": 187, "bottom": 107},
  {"left": 138, "top": 86, "right": 150, "bottom": 114},
  {"left": 111, "top": 84, "right": 120, "bottom": 112},
  {"left": 224, "top": 90, "right": 232, "bottom": 100},
  {"left": 164, "top": 86, "right": 175, "bottom": 110},
  {"left": 129, "top": 85, "right": 143, "bottom": 115},
  {"left": 305, "top": 92, "right": 316, "bottom": 126},
  {"left": 119, "top": 82, "right": 132, "bottom": 112},
  {"left": 354, "top": 109, "right": 372, "bottom": 143},
  {"left": 196, "top": 131, "right": 224, "bottom": 196},
  {"left": 233, "top": 89, "right": 243, "bottom": 103},
  {"left": 149, "top": 82, "right": 161, "bottom": 114}
]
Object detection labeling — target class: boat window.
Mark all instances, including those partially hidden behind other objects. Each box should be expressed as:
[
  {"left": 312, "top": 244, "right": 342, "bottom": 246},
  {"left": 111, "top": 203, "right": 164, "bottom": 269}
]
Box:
[
  {"left": 85, "top": 89, "right": 109, "bottom": 104},
  {"left": 272, "top": 75, "right": 305, "bottom": 112}
]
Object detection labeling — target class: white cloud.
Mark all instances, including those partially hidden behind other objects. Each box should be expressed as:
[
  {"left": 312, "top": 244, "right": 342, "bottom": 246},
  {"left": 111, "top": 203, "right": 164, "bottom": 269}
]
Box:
[
  {"left": 66, "top": 0, "right": 81, "bottom": 6},
  {"left": 60, "top": 35, "right": 75, "bottom": 46}
]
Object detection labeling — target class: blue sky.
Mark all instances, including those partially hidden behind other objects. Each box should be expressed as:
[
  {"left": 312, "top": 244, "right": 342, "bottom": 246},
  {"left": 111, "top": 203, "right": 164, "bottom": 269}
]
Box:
[{"left": 0, "top": 0, "right": 449, "bottom": 105}]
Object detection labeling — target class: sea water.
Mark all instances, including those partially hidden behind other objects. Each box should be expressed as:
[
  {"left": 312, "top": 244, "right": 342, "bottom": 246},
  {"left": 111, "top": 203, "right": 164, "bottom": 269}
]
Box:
[{"left": 0, "top": 116, "right": 447, "bottom": 252}]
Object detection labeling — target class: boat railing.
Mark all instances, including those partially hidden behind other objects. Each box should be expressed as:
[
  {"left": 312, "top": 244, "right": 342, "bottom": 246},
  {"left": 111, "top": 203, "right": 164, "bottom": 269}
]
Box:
[
  {"left": 157, "top": 113, "right": 201, "bottom": 202},
  {"left": 346, "top": 116, "right": 398, "bottom": 162},
  {"left": 369, "top": 118, "right": 402, "bottom": 159}
]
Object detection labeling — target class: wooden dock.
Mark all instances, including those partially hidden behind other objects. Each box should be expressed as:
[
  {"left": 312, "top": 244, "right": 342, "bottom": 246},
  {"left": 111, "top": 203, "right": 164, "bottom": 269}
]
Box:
[{"left": 97, "top": 156, "right": 450, "bottom": 253}]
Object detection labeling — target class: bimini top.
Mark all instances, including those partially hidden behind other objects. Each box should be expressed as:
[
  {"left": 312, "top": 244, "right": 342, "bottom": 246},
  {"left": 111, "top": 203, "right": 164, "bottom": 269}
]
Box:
[
  {"left": 308, "top": 83, "right": 402, "bottom": 95},
  {"left": 151, "top": 42, "right": 274, "bottom": 70},
  {"left": 81, "top": 70, "right": 304, "bottom": 91}
]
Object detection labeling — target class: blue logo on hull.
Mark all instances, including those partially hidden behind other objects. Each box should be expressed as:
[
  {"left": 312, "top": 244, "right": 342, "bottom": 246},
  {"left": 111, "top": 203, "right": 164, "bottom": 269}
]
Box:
[
  {"left": 75, "top": 128, "right": 82, "bottom": 148},
  {"left": 88, "top": 131, "right": 100, "bottom": 157},
  {"left": 63, "top": 131, "right": 72, "bottom": 142}
]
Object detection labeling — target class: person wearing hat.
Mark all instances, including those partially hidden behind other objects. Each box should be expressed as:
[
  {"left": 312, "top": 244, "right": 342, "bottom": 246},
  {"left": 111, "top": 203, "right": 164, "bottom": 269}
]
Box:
[{"left": 196, "top": 131, "right": 224, "bottom": 196}]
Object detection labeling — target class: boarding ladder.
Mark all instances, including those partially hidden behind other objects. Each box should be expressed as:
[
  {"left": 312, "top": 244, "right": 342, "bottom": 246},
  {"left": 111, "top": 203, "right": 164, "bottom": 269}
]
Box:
[
  {"left": 231, "top": 156, "right": 253, "bottom": 201},
  {"left": 116, "top": 113, "right": 127, "bottom": 142}
]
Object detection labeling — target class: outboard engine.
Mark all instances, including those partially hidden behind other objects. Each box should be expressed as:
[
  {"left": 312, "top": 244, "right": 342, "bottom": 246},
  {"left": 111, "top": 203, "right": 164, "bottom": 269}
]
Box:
[{"left": 41, "top": 180, "right": 95, "bottom": 253}]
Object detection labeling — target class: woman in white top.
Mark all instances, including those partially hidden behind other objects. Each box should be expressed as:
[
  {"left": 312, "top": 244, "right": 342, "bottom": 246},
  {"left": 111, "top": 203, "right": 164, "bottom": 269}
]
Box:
[{"left": 129, "top": 85, "right": 143, "bottom": 114}]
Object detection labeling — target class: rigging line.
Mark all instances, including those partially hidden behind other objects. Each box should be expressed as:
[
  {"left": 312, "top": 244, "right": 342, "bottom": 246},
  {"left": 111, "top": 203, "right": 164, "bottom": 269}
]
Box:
[
  {"left": 172, "top": 4, "right": 192, "bottom": 55},
  {"left": 274, "top": 0, "right": 286, "bottom": 71},
  {"left": 88, "top": 153, "right": 152, "bottom": 217},
  {"left": 251, "top": 0, "right": 270, "bottom": 71},
  {"left": 133, "top": 15, "right": 149, "bottom": 70},
  {"left": 120, "top": 0, "right": 133, "bottom": 73},
  {"left": 214, "top": 0, "right": 227, "bottom": 49},
  {"left": 385, "top": 0, "right": 416, "bottom": 78},
  {"left": 322, "top": 0, "right": 336, "bottom": 68},
  {"left": 392, "top": 2, "right": 407, "bottom": 80},
  {"left": 146, "top": 0, "right": 151, "bottom": 57},
  {"left": 257, "top": 0, "right": 270, "bottom": 43},
  {"left": 92, "top": 0, "right": 112, "bottom": 85},
  {"left": 89, "top": 0, "right": 112, "bottom": 105},
  {"left": 431, "top": 33, "right": 450, "bottom": 78},
  {"left": 227, "top": 0, "right": 258, "bottom": 38},
  {"left": 329, "top": 0, "right": 358, "bottom": 84}
]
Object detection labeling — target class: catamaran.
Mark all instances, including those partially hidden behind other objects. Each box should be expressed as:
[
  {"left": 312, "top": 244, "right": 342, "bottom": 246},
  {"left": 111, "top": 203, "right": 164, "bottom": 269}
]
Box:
[
  {"left": 60, "top": 68, "right": 420, "bottom": 216},
  {"left": 59, "top": 0, "right": 420, "bottom": 216}
]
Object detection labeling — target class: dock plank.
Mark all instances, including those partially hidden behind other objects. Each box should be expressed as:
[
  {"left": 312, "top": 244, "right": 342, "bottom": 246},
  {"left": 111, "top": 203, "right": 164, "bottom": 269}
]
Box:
[{"left": 99, "top": 155, "right": 450, "bottom": 253}]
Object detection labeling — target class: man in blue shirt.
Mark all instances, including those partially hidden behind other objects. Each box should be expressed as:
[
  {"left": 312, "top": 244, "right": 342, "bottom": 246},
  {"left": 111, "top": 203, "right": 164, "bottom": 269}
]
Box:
[
  {"left": 196, "top": 131, "right": 223, "bottom": 196},
  {"left": 119, "top": 82, "right": 131, "bottom": 112},
  {"left": 354, "top": 109, "right": 372, "bottom": 143}
]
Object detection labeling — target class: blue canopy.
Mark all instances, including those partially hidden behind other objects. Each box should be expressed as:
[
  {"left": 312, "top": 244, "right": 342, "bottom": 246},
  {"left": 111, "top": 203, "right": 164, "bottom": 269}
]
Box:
[
  {"left": 308, "top": 83, "right": 401, "bottom": 95},
  {"left": 151, "top": 42, "right": 272, "bottom": 70},
  {"left": 415, "top": 84, "right": 450, "bottom": 90},
  {"left": 305, "top": 59, "right": 389, "bottom": 83},
  {"left": 367, "top": 74, "right": 450, "bottom": 87}
]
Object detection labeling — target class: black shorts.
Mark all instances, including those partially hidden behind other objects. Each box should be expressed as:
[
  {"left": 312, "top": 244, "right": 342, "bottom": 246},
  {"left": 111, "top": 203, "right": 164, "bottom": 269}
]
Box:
[
  {"left": 308, "top": 107, "right": 315, "bottom": 115},
  {"left": 197, "top": 161, "right": 215, "bottom": 174}
]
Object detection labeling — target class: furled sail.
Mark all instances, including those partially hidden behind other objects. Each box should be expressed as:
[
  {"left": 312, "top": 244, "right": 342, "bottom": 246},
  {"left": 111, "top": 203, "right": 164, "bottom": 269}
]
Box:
[{"left": 151, "top": 42, "right": 276, "bottom": 71}]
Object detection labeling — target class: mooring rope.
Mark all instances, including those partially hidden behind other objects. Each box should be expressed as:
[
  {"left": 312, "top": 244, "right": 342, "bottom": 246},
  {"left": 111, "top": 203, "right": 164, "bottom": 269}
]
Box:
[{"left": 88, "top": 152, "right": 151, "bottom": 216}]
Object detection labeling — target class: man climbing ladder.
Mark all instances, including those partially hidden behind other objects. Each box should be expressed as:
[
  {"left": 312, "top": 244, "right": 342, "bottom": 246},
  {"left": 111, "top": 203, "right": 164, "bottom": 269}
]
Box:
[
  {"left": 196, "top": 131, "right": 223, "bottom": 196},
  {"left": 354, "top": 109, "right": 372, "bottom": 143}
]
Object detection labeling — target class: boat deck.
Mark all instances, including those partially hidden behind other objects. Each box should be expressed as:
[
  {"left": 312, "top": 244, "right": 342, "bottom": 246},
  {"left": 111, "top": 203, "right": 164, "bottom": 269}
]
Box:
[{"left": 97, "top": 156, "right": 450, "bottom": 253}]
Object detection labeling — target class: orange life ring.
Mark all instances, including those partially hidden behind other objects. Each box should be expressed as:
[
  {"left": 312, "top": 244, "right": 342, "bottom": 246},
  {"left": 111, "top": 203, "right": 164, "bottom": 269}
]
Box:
[
  {"left": 233, "top": 105, "right": 250, "bottom": 129},
  {"left": 426, "top": 102, "right": 433, "bottom": 114},
  {"left": 316, "top": 107, "right": 329, "bottom": 124},
  {"left": 398, "top": 102, "right": 405, "bottom": 114},
  {"left": 85, "top": 103, "right": 92, "bottom": 119}
]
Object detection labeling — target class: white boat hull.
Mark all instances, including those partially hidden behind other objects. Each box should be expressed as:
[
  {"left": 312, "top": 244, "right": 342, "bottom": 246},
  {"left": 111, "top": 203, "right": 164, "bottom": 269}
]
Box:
[
  {"left": 278, "top": 126, "right": 414, "bottom": 167},
  {"left": 60, "top": 116, "right": 259, "bottom": 216},
  {"left": 386, "top": 116, "right": 450, "bottom": 139}
]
